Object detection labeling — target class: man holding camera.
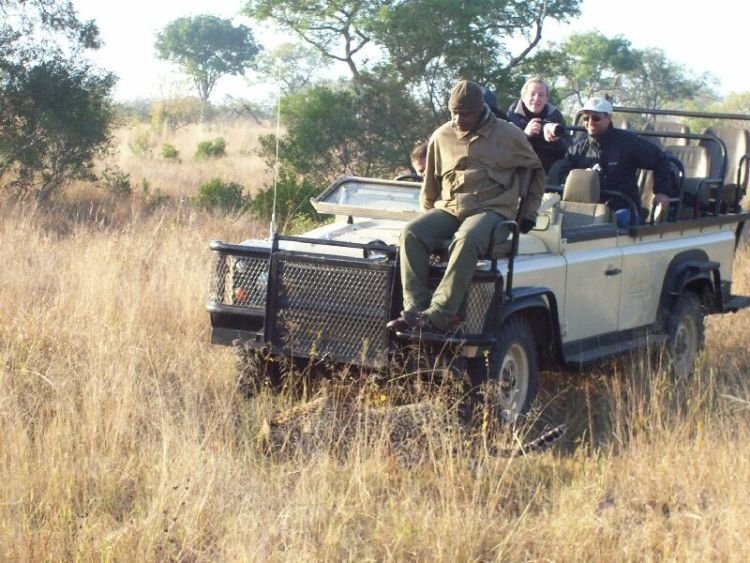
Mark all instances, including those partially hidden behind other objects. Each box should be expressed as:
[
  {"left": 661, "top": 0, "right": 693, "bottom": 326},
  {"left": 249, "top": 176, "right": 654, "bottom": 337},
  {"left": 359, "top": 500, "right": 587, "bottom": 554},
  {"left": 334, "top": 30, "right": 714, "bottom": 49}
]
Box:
[{"left": 508, "top": 77, "right": 571, "bottom": 173}]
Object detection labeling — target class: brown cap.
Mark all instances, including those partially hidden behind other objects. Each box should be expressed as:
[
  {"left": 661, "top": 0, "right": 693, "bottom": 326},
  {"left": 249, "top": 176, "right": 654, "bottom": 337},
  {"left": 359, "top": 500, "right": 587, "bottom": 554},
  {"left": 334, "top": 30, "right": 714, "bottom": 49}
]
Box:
[{"left": 449, "top": 80, "right": 485, "bottom": 113}]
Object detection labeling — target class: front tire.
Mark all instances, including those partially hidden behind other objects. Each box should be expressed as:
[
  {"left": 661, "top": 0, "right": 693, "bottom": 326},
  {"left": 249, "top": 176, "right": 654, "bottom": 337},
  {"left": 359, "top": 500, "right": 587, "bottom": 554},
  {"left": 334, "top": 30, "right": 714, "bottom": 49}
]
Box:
[
  {"left": 665, "top": 292, "right": 705, "bottom": 379},
  {"left": 467, "top": 316, "right": 539, "bottom": 423}
]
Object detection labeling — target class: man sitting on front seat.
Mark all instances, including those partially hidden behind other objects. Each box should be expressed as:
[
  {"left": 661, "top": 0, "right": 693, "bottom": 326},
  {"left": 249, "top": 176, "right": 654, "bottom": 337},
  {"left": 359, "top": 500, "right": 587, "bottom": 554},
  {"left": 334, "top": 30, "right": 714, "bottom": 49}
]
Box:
[
  {"left": 387, "top": 79, "right": 545, "bottom": 334},
  {"left": 557, "top": 97, "right": 675, "bottom": 223}
]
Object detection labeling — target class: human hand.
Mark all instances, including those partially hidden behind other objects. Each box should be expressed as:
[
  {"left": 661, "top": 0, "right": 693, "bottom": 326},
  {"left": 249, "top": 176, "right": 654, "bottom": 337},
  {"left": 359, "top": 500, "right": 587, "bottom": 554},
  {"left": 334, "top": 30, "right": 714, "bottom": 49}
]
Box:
[
  {"left": 520, "top": 218, "right": 536, "bottom": 234},
  {"left": 525, "top": 118, "right": 542, "bottom": 138},
  {"left": 652, "top": 193, "right": 671, "bottom": 221},
  {"left": 543, "top": 122, "right": 560, "bottom": 142}
]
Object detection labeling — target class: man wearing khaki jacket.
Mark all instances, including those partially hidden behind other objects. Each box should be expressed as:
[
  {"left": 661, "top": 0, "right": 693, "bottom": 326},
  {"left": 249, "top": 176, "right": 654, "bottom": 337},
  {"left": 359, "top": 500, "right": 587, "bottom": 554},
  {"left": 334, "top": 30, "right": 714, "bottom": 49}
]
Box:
[{"left": 388, "top": 79, "right": 545, "bottom": 334}]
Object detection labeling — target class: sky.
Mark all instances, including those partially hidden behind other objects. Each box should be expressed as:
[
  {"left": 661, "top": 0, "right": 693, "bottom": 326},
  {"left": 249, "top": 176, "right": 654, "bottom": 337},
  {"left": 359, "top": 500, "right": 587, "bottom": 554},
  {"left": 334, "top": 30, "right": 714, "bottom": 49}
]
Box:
[{"left": 72, "top": 0, "right": 748, "bottom": 103}]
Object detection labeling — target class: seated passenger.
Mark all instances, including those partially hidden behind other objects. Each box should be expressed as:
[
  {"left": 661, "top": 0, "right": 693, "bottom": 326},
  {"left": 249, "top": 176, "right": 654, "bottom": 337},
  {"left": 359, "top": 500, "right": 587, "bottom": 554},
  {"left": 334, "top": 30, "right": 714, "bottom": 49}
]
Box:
[
  {"left": 388, "top": 79, "right": 544, "bottom": 335},
  {"left": 557, "top": 97, "right": 675, "bottom": 223},
  {"left": 507, "top": 77, "right": 571, "bottom": 173},
  {"left": 410, "top": 141, "right": 427, "bottom": 178},
  {"left": 482, "top": 86, "right": 509, "bottom": 121}
]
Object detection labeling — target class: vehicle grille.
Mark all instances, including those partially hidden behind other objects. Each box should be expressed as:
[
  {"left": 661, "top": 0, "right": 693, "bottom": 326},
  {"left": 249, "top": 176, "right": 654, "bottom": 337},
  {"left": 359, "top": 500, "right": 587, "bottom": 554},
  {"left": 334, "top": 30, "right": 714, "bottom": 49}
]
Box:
[
  {"left": 268, "top": 254, "right": 394, "bottom": 368},
  {"left": 209, "top": 253, "right": 269, "bottom": 309}
]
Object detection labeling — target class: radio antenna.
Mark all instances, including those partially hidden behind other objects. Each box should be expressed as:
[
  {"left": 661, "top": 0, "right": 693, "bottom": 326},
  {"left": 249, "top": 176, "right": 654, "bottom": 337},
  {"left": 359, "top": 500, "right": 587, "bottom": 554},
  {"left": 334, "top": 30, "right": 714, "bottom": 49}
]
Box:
[{"left": 270, "top": 62, "right": 282, "bottom": 238}]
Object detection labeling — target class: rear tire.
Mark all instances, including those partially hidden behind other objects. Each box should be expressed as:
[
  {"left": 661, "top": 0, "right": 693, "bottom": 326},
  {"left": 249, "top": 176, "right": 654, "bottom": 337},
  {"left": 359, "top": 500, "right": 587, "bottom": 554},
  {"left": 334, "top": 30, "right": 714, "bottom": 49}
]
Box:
[
  {"left": 665, "top": 292, "right": 704, "bottom": 379},
  {"left": 467, "top": 316, "right": 539, "bottom": 424}
]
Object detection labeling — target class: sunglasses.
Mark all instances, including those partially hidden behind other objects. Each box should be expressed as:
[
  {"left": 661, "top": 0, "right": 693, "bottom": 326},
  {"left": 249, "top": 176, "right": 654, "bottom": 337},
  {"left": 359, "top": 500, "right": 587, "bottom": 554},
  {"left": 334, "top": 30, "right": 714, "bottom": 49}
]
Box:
[{"left": 582, "top": 114, "right": 603, "bottom": 123}]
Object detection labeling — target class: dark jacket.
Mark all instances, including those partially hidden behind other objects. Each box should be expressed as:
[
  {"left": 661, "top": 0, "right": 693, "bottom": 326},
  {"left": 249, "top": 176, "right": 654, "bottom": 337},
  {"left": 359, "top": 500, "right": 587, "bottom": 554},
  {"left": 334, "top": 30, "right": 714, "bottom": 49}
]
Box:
[
  {"left": 507, "top": 100, "right": 571, "bottom": 173},
  {"left": 557, "top": 124, "right": 674, "bottom": 212}
]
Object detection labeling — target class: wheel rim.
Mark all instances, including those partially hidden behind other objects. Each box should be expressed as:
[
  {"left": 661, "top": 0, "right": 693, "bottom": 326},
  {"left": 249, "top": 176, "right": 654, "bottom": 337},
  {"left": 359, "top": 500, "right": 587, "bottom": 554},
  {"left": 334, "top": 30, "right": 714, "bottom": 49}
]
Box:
[
  {"left": 492, "top": 342, "right": 530, "bottom": 419},
  {"left": 672, "top": 316, "right": 697, "bottom": 378}
]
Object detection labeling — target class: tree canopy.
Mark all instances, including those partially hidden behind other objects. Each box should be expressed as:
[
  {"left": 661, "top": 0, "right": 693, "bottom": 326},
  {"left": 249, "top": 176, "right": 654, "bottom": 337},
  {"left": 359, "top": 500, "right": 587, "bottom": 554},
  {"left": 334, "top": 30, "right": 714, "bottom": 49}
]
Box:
[
  {"left": 244, "top": 0, "right": 583, "bottom": 111},
  {"left": 0, "top": 0, "right": 115, "bottom": 202},
  {"left": 155, "top": 15, "right": 261, "bottom": 118},
  {"left": 519, "top": 31, "right": 716, "bottom": 119}
]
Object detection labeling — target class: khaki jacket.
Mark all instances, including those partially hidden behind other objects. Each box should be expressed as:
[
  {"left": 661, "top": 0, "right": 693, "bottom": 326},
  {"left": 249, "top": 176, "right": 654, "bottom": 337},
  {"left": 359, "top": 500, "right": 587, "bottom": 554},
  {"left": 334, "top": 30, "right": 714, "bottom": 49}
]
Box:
[{"left": 421, "top": 112, "right": 545, "bottom": 222}]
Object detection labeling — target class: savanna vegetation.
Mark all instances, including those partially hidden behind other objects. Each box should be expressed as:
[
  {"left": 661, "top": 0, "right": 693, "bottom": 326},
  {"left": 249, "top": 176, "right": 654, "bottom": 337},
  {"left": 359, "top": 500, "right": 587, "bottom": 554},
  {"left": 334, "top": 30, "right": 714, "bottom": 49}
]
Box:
[
  {"left": 2, "top": 120, "right": 750, "bottom": 560},
  {"left": 2, "top": 0, "right": 750, "bottom": 559}
]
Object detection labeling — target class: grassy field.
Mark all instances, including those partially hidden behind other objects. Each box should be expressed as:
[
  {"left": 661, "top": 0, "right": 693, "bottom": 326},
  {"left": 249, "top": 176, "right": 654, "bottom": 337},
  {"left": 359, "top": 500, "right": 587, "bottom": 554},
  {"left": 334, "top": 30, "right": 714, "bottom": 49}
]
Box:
[{"left": 2, "top": 120, "right": 750, "bottom": 561}]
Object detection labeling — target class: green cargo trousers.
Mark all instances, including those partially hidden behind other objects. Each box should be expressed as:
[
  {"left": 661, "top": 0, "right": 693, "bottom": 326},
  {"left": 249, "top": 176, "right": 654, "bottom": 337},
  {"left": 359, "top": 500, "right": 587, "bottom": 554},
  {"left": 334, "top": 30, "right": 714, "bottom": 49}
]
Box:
[{"left": 399, "top": 208, "right": 509, "bottom": 330}]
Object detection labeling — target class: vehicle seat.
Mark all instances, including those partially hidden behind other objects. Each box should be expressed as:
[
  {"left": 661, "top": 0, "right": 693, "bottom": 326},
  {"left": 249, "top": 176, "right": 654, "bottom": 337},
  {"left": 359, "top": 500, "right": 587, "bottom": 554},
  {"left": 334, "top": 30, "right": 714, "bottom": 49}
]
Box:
[
  {"left": 560, "top": 169, "right": 611, "bottom": 229},
  {"left": 665, "top": 145, "right": 717, "bottom": 218},
  {"left": 699, "top": 126, "right": 750, "bottom": 213},
  {"left": 643, "top": 121, "right": 690, "bottom": 147}
]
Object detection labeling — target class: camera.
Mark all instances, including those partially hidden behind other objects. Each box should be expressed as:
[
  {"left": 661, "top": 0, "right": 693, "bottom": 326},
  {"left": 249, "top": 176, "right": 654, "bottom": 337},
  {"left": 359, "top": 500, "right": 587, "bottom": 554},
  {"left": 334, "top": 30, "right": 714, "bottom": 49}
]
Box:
[{"left": 542, "top": 120, "right": 565, "bottom": 137}]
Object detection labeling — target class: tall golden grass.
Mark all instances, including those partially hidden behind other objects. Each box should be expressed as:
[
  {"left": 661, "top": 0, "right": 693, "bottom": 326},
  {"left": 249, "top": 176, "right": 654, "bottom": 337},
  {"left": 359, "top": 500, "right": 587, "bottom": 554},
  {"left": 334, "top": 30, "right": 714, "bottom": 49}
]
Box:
[{"left": 2, "top": 121, "right": 750, "bottom": 560}]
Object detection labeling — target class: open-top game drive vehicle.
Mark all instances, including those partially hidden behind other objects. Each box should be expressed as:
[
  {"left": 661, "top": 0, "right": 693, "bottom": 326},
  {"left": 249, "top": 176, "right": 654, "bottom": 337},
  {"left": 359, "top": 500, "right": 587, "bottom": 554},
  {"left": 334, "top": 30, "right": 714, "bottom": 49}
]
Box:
[{"left": 207, "top": 107, "right": 750, "bottom": 421}]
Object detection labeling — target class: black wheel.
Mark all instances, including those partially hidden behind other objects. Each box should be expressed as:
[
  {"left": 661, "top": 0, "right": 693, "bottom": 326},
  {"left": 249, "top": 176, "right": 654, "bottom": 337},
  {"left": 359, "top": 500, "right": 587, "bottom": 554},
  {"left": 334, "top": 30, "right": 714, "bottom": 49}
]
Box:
[
  {"left": 467, "top": 316, "right": 539, "bottom": 423},
  {"left": 236, "top": 345, "right": 282, "bottom": 397},
  {"left": 665, "top": 292, "right": 704, "bottom": 379}
]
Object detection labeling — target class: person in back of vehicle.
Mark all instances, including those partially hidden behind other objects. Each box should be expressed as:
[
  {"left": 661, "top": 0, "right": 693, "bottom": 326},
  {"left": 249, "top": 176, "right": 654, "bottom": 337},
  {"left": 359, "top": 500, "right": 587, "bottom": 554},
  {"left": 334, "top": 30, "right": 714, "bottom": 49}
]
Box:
[
  {"left": 557, "top": 97, "right": 674, "bottom": 223},
  {"left": 388, "top": 79, "right": 545, "bottom": 335},
  {"left": 410, "top": 141, "right": 428, "bottom": 178},
  {"left": 482, "top": 86, "right": 509, "bottom": 121},
  {"left": 507, "top": 77, "right": 571, "bottom": 173}
]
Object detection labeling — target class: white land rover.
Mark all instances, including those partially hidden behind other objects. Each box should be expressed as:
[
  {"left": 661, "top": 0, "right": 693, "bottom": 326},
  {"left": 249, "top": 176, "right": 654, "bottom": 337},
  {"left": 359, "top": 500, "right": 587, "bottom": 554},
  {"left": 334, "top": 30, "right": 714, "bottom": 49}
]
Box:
[{"left": 207, "top": 108, "right": 750, "bottom": 421}]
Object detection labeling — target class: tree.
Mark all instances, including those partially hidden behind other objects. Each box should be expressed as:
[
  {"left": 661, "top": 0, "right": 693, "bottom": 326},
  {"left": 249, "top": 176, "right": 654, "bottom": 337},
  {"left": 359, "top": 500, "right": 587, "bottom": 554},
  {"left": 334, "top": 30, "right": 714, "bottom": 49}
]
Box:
[
  {"left": 522, "top": 32, "right": 717, "bottom": 120},
  {"left": 244, "top": 0, "right": 583, "bottom": 112},
  {"left": 0, "top": 58, "right": 115, "bottom": 201},
  {"left": 254, "top": 42, "right": 332, "bottom": 95},
  {"left": 257, "top": 79, "right": 430, "bottom": 184},
  {"left": 243, "top": 0, "right": 378, "bottom": 80},
  {"left": 155, "top": 15, "right": 261, "bottom": 120},
  {"left": 521, "top": 31, "right": 639, "bottom": 108},
  {"left": 0, "top": 0, "right": 116, "bottom": 202},
  {"left": 621, "top": 48, "right": 716, "bottom": 112}
]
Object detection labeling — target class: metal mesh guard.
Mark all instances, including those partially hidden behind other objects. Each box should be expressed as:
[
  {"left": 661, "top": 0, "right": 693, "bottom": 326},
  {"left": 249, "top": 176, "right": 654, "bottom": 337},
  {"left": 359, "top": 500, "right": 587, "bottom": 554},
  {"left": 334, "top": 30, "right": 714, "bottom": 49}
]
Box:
[
  {"left": 209, "top": 253, "right": 269, "bottom": 308},
  {"left": 270, "top": 256, "right": 392, "bottom": 367},
  {"left": 464, "top": 280, "right": 496, "bottom": 333}
]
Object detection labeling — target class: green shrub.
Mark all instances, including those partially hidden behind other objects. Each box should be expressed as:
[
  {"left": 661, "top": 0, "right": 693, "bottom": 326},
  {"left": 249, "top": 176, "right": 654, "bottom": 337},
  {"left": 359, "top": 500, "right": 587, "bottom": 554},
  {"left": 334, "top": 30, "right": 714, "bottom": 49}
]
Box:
[
  {"left": 193, "top": 178, "right": 247, "bottom": 211},
  {"left": 100, "top": 166, "right": 132, "bottom": 197},
  {"left": 141, "top": 180, "right": 170, "bottom": 210},
  {"left": 249, "top": 171, "right": 321, "bottom": 232},
  {"left": 128, "top": 130, "right": 155, "bottom": 157},
  {"left": 194, "top": 137, "right": 226, "bottom": 159},
  {"left": 161, "top": 143, "right": 179, "bottom": 159}
]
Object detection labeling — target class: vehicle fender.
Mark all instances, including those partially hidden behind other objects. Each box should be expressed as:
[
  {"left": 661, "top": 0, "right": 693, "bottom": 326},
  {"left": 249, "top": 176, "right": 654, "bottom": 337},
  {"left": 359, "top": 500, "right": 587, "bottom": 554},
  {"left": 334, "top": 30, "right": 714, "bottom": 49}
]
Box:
[
  {"left": 657, "top": 250, "right": 719, "bottom": 321},
  {"left": 497, "top": 287, "right": 564, "bottom": 363}
]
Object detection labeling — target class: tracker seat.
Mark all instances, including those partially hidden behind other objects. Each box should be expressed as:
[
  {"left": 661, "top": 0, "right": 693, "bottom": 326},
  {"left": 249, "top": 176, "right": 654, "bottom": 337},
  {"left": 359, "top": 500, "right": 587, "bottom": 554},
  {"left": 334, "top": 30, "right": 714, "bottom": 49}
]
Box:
[
  {"left": 699, "top": 126, "right": 750, "bottom": 213},
  {"left": 559, "top": 169, "right": 611, "bottom": 229}
]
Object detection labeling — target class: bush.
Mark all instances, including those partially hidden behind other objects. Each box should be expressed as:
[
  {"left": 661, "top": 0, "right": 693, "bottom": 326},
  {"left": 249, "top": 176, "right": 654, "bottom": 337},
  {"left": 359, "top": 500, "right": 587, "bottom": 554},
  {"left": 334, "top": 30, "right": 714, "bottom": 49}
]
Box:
[
  {"left": 161, "top": 143, "right": 179, "bottom": 159},
  {"left": 249, "top": 171, "right": 321, "bottom": 232},
  {"left": 141, "top": 180, "right": 170, "bottom": 211},
  {"left": 194, "top": 137, "right": 226, "bottom": 159},
  {"left": 100, "top": 166, "right": 132, "bottom": 198},
  {"left": 128, "top": 130, "right": 155, "bottom": 157},
  {"left": 193, "top": 178, "right": 247, "bottom": 211}
]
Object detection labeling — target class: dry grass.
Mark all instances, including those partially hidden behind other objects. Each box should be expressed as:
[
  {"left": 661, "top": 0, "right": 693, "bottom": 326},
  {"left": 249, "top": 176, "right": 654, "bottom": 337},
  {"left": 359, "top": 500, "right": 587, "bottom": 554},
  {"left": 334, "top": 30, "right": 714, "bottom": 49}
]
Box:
[
  {"left": 2, "top": 122, "right": 750, "bottom": 561},
  {"left": 107, "top": 118, "right": 276, "bottom": 199}
]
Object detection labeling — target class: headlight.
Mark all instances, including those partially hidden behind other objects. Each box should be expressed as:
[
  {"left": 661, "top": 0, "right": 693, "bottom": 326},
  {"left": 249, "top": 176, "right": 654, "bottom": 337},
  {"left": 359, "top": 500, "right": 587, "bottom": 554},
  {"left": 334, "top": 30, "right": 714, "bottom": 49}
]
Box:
[{"left": 363, "top": 239, "right": 391, "bottom": 260}]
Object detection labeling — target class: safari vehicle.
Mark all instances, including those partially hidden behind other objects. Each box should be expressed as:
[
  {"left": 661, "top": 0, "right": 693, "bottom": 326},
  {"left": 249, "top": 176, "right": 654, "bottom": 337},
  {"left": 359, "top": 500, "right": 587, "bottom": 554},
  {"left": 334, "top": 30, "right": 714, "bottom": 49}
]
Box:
[{"left": 206, "top": 108, "right": 750, "bottom": 420}]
